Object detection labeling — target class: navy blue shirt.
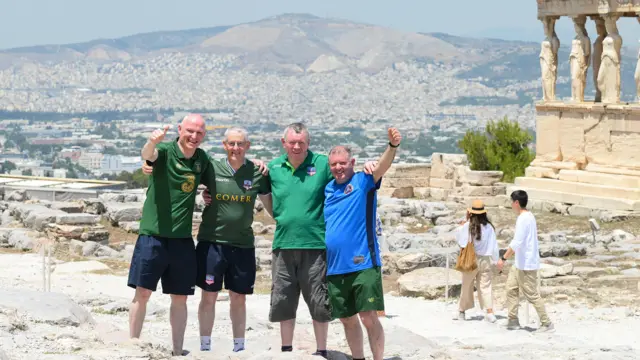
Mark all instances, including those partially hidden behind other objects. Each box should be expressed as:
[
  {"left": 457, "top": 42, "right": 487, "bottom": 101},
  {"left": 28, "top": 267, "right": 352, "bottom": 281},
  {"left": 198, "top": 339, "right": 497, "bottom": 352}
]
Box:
[{"left": 324, "top": 172, "right": 382, "bottom": 276}]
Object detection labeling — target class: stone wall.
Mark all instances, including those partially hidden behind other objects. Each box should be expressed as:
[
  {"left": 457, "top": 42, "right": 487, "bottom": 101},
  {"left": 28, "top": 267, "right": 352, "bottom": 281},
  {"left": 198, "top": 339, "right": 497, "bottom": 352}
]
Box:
[
  {"left": 379, "top": 153, "right": 506, "bottom": 207},
  {"left": 512, "top": 104, "right": 640, "bottom": 219}
]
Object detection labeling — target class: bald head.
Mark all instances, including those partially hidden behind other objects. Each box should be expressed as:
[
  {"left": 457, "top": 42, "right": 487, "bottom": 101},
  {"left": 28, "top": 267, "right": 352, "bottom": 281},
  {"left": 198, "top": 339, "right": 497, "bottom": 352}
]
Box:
[
  {"left": 177, "top": 113, "right": 206, "bottom": 154},
  {"left": 181, "top": 113, "right": 206, "bottom": 127}
]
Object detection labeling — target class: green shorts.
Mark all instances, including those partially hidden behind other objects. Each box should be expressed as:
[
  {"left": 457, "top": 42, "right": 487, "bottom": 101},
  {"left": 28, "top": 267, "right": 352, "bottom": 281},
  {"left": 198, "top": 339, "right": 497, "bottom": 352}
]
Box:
[{"left": 327, "top": 266, "right": 384, "bottom": 319}]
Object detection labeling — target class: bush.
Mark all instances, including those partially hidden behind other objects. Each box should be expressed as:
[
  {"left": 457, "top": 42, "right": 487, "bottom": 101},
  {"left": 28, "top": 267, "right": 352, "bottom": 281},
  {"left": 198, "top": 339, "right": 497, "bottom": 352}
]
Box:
[{"left": 457, "top": 117, "right": 535, "bottom": 183}]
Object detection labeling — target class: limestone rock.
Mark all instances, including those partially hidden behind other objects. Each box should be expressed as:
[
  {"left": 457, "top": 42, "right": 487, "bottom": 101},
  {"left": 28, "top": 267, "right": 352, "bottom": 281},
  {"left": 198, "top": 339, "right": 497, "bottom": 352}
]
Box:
[
  {"left": 6, "top": 189, "right": 29, "bottom": 202},
  {"left": 0, "top": 288, "right": 94, "bottom": 327},
  {"left": 119, "top": 221, "right": 139, "bottom": 233},
  {"left": 82, "top": 199, "right": 106, "bottom": 215},
  {"left": 55, "top": 213, "right": 100, "bottom": 226},
  {"left": 7, "top": 229, "right": 34, "bottom": 250},
  {"left": 104, "top": 202, "right": 143, "bottom": 225},
  {"left": 50, "top": 202, "right": 84, "bottom": 213},
  {"left": 397, "top": 267, "right": 462, "bottom": 299}
]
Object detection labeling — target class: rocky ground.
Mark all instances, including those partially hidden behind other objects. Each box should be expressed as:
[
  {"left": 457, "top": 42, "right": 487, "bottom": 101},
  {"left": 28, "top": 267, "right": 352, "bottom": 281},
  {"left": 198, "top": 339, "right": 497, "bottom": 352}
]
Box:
[{"left": 0, "top": 189, "right": 639, "bottom": 359}]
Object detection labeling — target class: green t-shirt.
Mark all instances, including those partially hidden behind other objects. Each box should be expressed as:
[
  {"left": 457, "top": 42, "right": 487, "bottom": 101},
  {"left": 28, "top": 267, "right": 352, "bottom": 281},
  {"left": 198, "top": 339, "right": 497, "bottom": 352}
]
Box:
[
  {"left": 197, "top": 159, "right": 271, "bottom": 248},
  {"left": 268, "top": 150, "right": 333, "bottom": 250},
  {"left": 139, "top": 140, "right": 215, "bottom": 239}
]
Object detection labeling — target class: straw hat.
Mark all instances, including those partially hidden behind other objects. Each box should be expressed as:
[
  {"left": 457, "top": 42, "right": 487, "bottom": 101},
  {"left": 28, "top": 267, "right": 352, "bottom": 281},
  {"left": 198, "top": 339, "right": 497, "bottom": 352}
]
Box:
[{"left": 467, "top": 199, "right": 487, "bottom": 215}]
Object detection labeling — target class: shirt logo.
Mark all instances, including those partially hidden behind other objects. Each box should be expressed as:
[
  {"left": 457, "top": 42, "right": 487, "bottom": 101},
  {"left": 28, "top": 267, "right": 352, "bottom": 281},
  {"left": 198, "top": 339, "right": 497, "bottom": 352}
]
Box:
[
  {"left": 194, "top": 161, "right": 201, "bottom": 173},
  {"left": 243, "top": 179, "right": 253, "bottom": 190},
  {"left": 181, "top": 173, "right": 196, "bottom": 193},
  {"left": 353, "top": 255, "right": 364, "bottom": 264},
  {"left": 344, "top": 184, "right": 354, "bottom": 195},
  {"left": 205, "top": 274, "right": 214, "bottom": 285},
  {"left": 307, "top": 166, "right": 316, "bottom": 176}
]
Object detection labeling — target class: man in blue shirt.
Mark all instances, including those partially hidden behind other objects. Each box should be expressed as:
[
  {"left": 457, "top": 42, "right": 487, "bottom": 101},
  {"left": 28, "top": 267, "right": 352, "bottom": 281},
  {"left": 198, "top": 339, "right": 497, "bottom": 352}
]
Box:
[{"left": 323, "top": 128, "right": 402, "bottom": 360}]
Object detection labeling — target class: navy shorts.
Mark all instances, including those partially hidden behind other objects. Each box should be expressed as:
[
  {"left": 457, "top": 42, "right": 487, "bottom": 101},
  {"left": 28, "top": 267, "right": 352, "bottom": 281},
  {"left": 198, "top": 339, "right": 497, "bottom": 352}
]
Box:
[
  {"left": 127, "top": 235, "right": 197, "bottom": 296},
  {"left": 196, "top": 242, "right": 256, "bottom": 294}
]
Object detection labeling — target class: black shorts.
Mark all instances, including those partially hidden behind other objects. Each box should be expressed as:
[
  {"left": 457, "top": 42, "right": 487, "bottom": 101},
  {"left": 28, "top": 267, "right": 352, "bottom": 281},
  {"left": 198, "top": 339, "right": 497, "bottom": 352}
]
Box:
[
  {"left": 196, "top": 242, "right": 256, "bottom": 294},
  {"left": 127, "top": 235, "right": 197, "bottom": 296}
]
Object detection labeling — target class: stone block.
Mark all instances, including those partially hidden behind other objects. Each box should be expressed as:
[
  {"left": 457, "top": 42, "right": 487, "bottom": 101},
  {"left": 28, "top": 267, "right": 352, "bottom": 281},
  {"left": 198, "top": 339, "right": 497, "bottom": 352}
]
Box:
[
  {"left": 397, "top": 267, "right": 462, "bottom": 299},
  {"left": 458, "top": 168, "right": 503, "bottom": 186},
  {"left": 413, "top": 188, "right": 430, "bottom": 199},
  {"left": 391, "top": 164, "right": 431, "bottom": 178},
  {"left": 429, "top": 188, "right": 451, "bottom": 201},
  {"left": 559, "top": 169, "right": 640, "bottom": 189},
  {"left": 459, "top": 184, "right": 506, "bottom": 197},
  {"left": 383, "top": 177, "right": 430, "bottom": 188},
  {"left": 525, "top": 166, "right": 559, "bottom": 179},
  {"left": 50, "top": 202, "right": 84, "bottom": 213},
  {"left": 506, "top": 185, "right": 640, "bottom": 211},
  {"left": 529, "top": 160, "right": 579, "bottom": 170},
  {"left": 55, "top": 213, "right": 100, "bottom": 225},
  {"left": 587, "top": 275, "right": 640, "bottom": 290},
  {"left": 535, "top": 110, "right": 561, "bottom": 162},
  {"left": 391, "top": 187, "right": 414, "bottom": 199},
  {"left": 429, "top": 178, "right": 454, "bottom": 189},
  {"left": 558, "top": 111, "right": 589, "bottom": 167},
  {"left": 514, "top": 177, "right": 640, "bottom": 200},
  {"left": 430, "top": 153, "right": 466, "bottom": 179}
]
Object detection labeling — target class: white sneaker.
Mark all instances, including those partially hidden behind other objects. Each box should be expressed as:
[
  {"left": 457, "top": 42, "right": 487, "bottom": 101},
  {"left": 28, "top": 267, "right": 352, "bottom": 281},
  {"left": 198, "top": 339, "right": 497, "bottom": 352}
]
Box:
[{"left": 485, "top": 313, "right": 497, "bottom": 323}]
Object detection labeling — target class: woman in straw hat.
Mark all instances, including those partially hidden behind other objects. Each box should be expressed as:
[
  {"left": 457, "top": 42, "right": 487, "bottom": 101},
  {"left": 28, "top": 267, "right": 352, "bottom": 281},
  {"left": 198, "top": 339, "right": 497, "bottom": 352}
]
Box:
[{"left": 453, "top": 199, "right": 499, "bottom": 322}]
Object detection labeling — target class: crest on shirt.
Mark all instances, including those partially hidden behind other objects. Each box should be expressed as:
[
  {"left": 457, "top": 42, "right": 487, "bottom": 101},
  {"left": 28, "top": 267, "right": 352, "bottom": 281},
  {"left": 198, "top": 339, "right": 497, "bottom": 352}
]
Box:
[
  {"left": 243, "top": 179, "right": 253, "bottom": 190},
  {"left": 205, "top": 274, "right": 214, "bottom": 285},
  {"left": 353, "top": 255, "right": 365, "bottom": 264},
  {"left": 194, "top": 161, "right": 201, "bottom": 173},
  {"left": 344, "top": 184, "right": 354, "bottom": 195},
  {"left": 307, "top": 166, "right": 316, "bottom": 176}
]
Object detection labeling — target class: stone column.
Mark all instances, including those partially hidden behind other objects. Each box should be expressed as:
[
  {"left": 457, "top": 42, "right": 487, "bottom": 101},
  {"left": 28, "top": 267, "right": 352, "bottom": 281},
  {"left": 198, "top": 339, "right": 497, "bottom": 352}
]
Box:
[
  {"left": 540, "top": 16, "right": 560, "bottom": 102},
  {"left": 635, "top": 15, "right": 640, "bottom": 102},
  {"left": 590, "top": 16, "right": 607, "bottom": 102},
  {"left": 597, "top": 14, "right": 622, "bottom": 103},
  {"left": 570, "top": 15, "right": 590, "bottom": 102}
]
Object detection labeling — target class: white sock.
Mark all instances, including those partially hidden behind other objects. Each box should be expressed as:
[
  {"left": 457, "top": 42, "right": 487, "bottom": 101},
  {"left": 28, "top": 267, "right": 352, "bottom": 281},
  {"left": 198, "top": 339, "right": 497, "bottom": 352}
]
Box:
[
  {"left": 233, "top": 338, "right": 245, "bottom": 352},
  {"left": 200, "top": 336, "right": 211, "bottom": 351}
]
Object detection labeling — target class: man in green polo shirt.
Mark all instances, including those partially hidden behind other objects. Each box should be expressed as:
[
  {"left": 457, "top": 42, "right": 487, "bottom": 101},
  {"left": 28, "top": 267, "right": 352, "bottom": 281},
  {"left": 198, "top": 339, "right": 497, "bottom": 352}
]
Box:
[
  {"left": 262, "top": 122, "right": 376, "bottom": 358},
  {"left": 128, "top": 114, "right": 216, "bottom": 357}
]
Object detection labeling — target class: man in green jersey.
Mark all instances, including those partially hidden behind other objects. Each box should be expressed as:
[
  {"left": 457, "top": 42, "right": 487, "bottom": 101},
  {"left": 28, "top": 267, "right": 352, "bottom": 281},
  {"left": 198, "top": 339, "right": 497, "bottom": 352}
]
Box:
[
  {"left": 261, "top": 122, "right": 376, "bottom": 358},
  {"left": 142, "top": 127, "right": 270, "bottom": 353},
  {"left": 128, "top": 114, "right": 216, "bottom": 357}
]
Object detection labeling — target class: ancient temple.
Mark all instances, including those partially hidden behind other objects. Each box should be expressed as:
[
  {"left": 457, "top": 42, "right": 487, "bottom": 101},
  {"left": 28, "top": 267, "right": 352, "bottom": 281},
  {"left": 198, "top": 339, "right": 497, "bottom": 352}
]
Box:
[{"left": 508, "top": 0, "right": 640, "bottom": 215}]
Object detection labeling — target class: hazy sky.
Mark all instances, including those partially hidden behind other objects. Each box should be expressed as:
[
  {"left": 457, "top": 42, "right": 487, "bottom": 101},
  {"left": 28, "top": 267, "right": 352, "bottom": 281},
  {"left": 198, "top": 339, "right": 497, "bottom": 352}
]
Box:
[{"left": 1, "top": 0, "right": 638, "bottom": 49}]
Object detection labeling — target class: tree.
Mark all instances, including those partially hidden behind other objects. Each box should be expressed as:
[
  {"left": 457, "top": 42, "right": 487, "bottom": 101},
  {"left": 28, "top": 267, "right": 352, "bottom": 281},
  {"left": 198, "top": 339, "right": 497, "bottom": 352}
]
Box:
[
  {"left": 1, "top": 161, "right": 16, "bottom": 174},
  {"left": 457, "top": 116, "right": 535, "bottom": 183},
  {"left": 21, "top": 169, "right": 33, "bottom": 176}
]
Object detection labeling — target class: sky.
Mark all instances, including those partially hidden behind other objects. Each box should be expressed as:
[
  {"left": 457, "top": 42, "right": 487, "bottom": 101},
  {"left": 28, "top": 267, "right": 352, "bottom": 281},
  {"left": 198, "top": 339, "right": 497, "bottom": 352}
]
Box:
[{"left": 1, "top": 0, "right": 638, "bottom": 49}]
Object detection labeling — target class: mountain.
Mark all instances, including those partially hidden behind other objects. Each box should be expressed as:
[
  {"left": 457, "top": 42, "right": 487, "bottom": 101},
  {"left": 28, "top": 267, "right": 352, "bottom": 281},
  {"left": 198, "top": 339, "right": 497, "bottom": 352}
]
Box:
[{"left": 0, "top": 13, "right": 518, "bottom": 72}]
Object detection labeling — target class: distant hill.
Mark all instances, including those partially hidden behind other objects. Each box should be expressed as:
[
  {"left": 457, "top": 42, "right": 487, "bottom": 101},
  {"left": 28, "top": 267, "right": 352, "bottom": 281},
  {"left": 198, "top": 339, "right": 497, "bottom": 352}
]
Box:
[
  {"left": 0, "top": 13, "right": 520, "bottom": 72},
  {"left": 0, "top": 13, "right": 636, "bottom": 101}
]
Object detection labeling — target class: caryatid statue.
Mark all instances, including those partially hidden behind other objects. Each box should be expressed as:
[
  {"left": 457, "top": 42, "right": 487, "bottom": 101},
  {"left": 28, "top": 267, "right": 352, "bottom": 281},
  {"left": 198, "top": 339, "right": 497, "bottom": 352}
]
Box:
[
  {"left": 570, "top": 16, "right": 591, "bottom": 102},
  {"left": 540, "top": 16, "right": 560, "bottom": 102}
]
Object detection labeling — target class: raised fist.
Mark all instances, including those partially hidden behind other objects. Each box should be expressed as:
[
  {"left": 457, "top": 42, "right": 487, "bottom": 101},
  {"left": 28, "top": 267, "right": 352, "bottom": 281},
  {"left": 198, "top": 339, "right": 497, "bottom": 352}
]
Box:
[
  {"left": 149, "top": 125, "right": 170, "bottom": 145},
  {"left": 388, "top": 127, "right": 402, "bottom": 147}
]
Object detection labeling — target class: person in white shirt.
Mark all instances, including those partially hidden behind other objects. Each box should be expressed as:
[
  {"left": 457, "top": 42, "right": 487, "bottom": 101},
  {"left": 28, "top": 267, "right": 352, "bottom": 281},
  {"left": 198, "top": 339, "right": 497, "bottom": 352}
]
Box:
[
  {"left": 453, "top": 199, "right": 499, "bottom": 323},
  {"left": 497, "top": 190, "right": 554, "bottom": 332}
]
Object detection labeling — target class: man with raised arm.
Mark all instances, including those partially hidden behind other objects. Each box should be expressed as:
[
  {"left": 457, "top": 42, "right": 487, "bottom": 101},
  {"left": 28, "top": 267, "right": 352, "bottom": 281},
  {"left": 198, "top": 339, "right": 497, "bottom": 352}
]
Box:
[
  {"left": 141, "top": 127, "right": 270, "bottom": 353},
  {"left": 128, "top": 113, "right": 216, "bottom": 357},
  {"left": 260, "top": 122, "right": 377, "bottom": 358},
  {"left": 323, "top": 128, "right": 402, "bottom": 360}
]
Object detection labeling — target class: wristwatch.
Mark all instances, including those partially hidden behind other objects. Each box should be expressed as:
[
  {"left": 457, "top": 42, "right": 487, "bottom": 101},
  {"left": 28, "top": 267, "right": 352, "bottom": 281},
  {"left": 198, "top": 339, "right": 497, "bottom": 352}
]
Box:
[{"left": 389, "top": 142, "right": 399, "bottom": 148}]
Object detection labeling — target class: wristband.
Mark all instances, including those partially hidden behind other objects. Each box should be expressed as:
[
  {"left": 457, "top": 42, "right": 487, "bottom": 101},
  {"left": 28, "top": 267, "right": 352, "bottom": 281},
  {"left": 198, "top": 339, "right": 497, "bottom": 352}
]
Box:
[
  {"left": 389, "top": 142, "right": 399, "bottom": 148},
  {"left": 500, "top": 255, "right": 506, "bottom": 261}
]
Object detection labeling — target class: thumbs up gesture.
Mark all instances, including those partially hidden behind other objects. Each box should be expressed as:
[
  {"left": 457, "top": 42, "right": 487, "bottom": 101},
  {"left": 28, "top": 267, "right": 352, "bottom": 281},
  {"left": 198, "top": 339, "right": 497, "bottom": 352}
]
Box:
[
  {"left": 149, "top": 125, "right": 170, "bottom": 145},
  {"left": 388, "top": 127, "right": 402, "bottom": 147}
]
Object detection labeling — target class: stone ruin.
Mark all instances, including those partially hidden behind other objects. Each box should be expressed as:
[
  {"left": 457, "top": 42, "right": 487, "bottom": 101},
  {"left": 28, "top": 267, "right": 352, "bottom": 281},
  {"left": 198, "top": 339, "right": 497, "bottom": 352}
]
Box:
[
  {"left": 377, "top": 152, "right": 506, "bottom": 207},
  {"left": 510, "top": 0, "right": 640, "bottom": 218}
]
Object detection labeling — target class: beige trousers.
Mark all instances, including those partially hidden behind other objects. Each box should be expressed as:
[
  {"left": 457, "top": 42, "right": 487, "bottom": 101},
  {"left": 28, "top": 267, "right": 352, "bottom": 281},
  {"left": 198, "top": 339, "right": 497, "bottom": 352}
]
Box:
[
  {"left": 458, "top": 255, "right": 493, "bottom": 312},
  {"left": 505, "top": 266, "right": 551, "bottom": 326}
]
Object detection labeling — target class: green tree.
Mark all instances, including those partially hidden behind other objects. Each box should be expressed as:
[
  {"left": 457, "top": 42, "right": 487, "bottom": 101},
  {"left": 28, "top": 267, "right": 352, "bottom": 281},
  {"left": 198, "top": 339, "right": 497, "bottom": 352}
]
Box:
[
  {"left": 1, "top": 161, "right": 16, "bottom": 174},
  {"left": 457, "top": 116, "right": 535, "bottom": 183},
  {"left": 116, "top": 169, "right": 149, "bottom": 189},
  {"left": 22, "top": 169, "right": 33, "bottom": 176}
]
